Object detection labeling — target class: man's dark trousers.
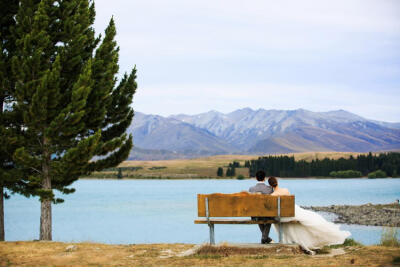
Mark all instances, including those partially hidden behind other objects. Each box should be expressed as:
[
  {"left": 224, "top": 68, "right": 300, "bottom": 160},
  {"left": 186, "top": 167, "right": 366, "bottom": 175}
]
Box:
[
  {"left": 252, "top": 217, "right": 272, "bottom": 243},
  {"left": 248, "top": 182, "right": 274, "bottom": 243}
]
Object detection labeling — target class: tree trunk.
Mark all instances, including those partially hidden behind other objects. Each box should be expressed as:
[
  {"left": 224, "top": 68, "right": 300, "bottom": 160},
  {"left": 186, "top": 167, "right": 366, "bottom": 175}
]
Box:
[
  {"left": 40, "top": 138, "right": 52, "bottom": 241},
  {"left": 0, "top": 94, "right": 4, "bottom": 241},
  {"left": 40, "top": 198, "right": 52, "bottom": 240},
  {"left": 0, "top": 186, "right": 4, "bottom": 241}
]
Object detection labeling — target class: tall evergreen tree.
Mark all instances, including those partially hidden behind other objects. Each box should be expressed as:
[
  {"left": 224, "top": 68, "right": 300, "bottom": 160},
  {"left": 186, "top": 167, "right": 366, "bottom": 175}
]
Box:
[
  {"left": 0, "top": 0, "right": 24, "bottom": 241},
  {"left": 10, "top": 0, "right": 136, "bottom": 240},
  {"left": 217, "top": 167, "right": 223, "bottom": 177},
  {"left": 247, "top": 153, "right": 400, "bottom": 178}
]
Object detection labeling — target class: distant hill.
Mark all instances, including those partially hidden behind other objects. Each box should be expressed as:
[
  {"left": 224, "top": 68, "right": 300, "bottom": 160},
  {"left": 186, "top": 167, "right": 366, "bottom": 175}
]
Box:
[
  {"left": 128, "top": 147, "right": 188, "bottom": 161},
  {"left": 127, "top": 112, "right": 237, "bottom": 159},
  {"left": 126, "top": 109, "right": 400, "bottom": 159}
]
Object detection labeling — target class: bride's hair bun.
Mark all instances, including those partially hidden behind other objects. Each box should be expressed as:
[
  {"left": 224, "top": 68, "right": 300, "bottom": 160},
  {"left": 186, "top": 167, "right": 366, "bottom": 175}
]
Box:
[{"left": 268, "top": 176, "right": 278, "bottom": 187}]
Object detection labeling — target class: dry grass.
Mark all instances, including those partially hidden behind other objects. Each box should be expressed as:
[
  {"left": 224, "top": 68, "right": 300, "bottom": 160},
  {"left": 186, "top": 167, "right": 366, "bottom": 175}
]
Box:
[
  {"left": 0, "top": 242, "right": 399, "bottom": 267},
  {"left": 92, "top": 155, "right": 256, "bottom": 178},
  {"left": 196, "top": 244, "right": 303, "bottom": 256},
  {"left": 380, "top": 228, "right": 400, "bottom": 247},
  {"left": 86, "top": 152, "right": 369, "bottom": 179},
  {"left": 290, "top": 151, "right": 369, "bottom": 162}
]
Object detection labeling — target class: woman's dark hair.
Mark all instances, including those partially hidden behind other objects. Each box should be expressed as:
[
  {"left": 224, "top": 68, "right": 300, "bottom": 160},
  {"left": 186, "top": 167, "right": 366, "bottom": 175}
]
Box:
[
  {"left": 268, "top": 176, "right": 278, "bottom": 188},
  {"left": 255, "top": 170, "right": 266, "bottom": 181}
]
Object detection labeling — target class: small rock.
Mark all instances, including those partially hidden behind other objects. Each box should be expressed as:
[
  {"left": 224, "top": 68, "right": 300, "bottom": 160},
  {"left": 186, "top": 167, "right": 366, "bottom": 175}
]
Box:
[
  {"left": 177, "top": 244, "right": 203, "bottom": 257},
  {"left": 159, "top": 255, "right": 170, "bottom": 259},
  {"left": 134, "top": 250, "right": 147, "bottom": 255},
  {"left": 65, "top": 245, "right": 77, "bottom": 252}
]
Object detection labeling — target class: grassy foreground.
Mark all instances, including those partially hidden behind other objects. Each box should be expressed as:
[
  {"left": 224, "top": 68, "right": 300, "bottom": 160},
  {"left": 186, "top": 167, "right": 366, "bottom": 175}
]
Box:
[
  {"left": 1, "top": 242, "right": 399, "bottom": 266},
  {"left": 87, "top": 152, "right": 365, "bottom": 179}
]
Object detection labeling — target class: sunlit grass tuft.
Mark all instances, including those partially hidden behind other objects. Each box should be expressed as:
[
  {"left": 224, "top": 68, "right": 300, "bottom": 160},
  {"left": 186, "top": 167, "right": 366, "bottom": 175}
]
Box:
[
  {"left": 380, "top": 228, "right": 400, "bottom": 247},
  {"left": 329, "top": 238, "right": 363, "bottom": 248}
]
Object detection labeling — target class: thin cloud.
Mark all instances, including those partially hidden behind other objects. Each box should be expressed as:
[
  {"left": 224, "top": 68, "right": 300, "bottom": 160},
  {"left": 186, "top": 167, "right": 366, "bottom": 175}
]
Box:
[{"left": 94, "top": 0, "right": 400, "bottom": 122}]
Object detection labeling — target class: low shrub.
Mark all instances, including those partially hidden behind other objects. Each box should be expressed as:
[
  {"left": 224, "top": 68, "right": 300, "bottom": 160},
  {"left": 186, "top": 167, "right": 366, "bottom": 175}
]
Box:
[
  {"left": 329, "top": 238, "right": 362, "bottom": 248},
  {"left": 329, "top": 170, "right": 362, "bottom": 178},
  {"left": 236, "top": 174, "right": 245, "bottom": 180},
  {"left": 368, "top": 170, "right": 387, "bottom": 178},
  {"left": 342, "top": 238, "right": 363, "bottom": 247}
]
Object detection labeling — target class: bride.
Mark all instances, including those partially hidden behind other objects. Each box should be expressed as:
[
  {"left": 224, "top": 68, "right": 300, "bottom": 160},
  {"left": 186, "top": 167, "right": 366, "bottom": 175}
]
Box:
[{"left": 268, "top": 176, "right": 351, "bottom": 254}]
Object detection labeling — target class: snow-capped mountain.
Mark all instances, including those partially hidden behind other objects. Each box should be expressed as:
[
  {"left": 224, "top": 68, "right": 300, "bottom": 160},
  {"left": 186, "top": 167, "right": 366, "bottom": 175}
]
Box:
[{"left": 127, "top": 108, "right": 400, "bottom": 159}]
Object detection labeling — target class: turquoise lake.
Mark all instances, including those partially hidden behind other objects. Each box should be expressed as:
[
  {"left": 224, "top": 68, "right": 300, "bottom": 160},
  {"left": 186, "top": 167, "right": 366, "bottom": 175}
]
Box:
[{"left": 5, "top": 178, "right": 400, "bottom": 245}]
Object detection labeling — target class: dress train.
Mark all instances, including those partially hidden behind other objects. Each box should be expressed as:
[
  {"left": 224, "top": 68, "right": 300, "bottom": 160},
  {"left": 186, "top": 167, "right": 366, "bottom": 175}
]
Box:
[{"left": 274, "top": 205, "right": 351, "bottom": 252}]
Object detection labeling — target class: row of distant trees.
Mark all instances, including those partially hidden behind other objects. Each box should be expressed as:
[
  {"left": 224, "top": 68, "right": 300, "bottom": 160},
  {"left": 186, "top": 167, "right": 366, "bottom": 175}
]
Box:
[
  {"left": 217, "top": 166, "right": 236, "bottom": 177},
  {"left": 216, "top": 161, "right": 242, "bottom": 177},
  {"left": 247, "top": 152, "right": 400, "bottom": 178},
  {"left": 0, "top": 0, "right": 136, "bottom": 241}
]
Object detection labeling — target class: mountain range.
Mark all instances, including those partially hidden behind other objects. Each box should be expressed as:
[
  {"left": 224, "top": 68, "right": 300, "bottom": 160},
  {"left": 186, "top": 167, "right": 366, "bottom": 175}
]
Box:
[{"left": 127, "top": 108, "right": 400, "bottom": 160}]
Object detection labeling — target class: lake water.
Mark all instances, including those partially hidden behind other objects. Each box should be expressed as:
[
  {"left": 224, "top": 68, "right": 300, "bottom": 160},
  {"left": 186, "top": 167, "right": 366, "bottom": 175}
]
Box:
[{"left": 5, "top": 178, "right": 400, "bottom": 245}]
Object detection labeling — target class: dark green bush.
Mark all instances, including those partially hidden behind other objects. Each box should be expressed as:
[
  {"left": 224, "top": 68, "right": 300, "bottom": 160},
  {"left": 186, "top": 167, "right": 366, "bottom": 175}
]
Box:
[
  {"left": 368, "top": 170, "right": 387, "bottom": 178},
  {"left": 236, "top": 174, "right": 245, "bottom": 180},
  {"left": 329, "top": 170, "right": 362, "bottom": 178}
]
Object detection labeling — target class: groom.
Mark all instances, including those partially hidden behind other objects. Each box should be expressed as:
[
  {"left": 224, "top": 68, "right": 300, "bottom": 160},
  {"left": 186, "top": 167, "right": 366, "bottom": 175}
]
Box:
[{"left": 249, "top": 170, "right": 273, "bottom": 244}]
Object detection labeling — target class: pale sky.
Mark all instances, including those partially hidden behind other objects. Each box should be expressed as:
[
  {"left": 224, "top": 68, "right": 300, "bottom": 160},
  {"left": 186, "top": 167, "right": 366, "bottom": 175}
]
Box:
[{"left": 93, "top": 0, "right": 400, "bottom": 122}]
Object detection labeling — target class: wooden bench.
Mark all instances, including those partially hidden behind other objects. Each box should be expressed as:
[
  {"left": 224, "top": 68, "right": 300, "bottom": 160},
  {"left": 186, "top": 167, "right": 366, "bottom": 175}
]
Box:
[{"left": 194, "top": 193, "right": 297, "bottom": 244}]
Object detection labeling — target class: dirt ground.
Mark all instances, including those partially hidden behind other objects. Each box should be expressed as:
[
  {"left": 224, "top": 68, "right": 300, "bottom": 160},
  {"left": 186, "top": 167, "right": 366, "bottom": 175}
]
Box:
[{"left": 0, "top": 242, "right": 399, "bottom": 266}]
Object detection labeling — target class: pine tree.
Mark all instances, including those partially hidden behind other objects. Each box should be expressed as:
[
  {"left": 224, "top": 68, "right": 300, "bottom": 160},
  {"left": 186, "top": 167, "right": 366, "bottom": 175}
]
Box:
[
  {"left": 226, "top": 167, "right": 235, "bottom": 177},
  {"left": 231, "top": 167, "right": 236, "bottom": 176},
  {"left": 117, "top": 168, "right": 123, "bottom": 179},
  {"left": 0, "top": 0, "right": 25, "bottom": 241},
  {"left": 10, "top": 0, "right": 136, "bottom": 240},
  {"left": 84, "top": 18, "right": 136, "bottom": 173},
  {"left": 217, "top": 167, "right": 223, "bottom": 177}
]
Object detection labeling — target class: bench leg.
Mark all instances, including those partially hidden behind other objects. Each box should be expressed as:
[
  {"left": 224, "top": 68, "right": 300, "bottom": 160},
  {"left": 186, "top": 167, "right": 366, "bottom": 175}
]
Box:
[
  {"left": 278, "top": 222, "right": 282, "bottom": 243},
  {"left": 208, "top": 223, "right": 215, "bottom": 245}
]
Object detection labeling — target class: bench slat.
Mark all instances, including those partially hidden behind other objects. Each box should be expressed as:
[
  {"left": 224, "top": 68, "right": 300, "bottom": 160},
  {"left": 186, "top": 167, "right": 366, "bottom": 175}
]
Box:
[
  {"left": 197, "top": 193, "right": 295, "bottom": 217},
  {"left": 194, "top": 219, "right": 299, "bottom": 224}
]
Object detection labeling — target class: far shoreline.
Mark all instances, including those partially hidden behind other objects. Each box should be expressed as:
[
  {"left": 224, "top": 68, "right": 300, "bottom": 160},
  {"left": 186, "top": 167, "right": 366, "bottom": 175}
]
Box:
[
  {"left": 85, "top": 153, "right": 399, "bottom": 180},
  {"left": 80, "top": 176, "right": 399, "bottom": 180}
]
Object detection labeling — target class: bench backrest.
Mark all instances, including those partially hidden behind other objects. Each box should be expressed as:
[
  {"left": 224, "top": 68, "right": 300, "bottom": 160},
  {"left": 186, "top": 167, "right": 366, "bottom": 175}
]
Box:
[{"left": 197, "top": 193, "right": 295, "bottom": 217}]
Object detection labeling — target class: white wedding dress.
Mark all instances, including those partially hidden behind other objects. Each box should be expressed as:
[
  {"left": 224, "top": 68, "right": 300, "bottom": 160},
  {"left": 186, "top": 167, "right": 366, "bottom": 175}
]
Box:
[{"left": 273, "top": 205, "right": 351, "bottom": 252}]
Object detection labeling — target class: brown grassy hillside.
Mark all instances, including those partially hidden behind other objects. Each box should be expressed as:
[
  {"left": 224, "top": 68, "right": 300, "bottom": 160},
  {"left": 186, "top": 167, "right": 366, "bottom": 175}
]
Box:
[{"left": 86, "top": 152, "right": 370, "bottom": 179}]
